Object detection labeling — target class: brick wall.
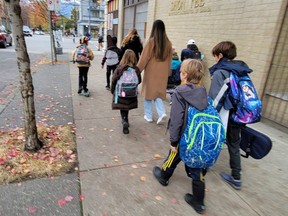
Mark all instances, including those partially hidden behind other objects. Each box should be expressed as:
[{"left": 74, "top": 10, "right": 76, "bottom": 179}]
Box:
[{"left": 146, "top": 0, "right": 286, "bottom": 97}]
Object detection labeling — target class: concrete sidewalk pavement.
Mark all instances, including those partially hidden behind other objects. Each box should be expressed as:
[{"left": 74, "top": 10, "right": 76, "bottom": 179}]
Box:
[{"left": 71, "top": 52, "right": 288, "bottom": 216}]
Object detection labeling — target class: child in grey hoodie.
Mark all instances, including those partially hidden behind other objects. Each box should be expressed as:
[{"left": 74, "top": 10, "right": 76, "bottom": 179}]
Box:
[{"left": 153, "top": 59, "right": 208, "bottom": 214}]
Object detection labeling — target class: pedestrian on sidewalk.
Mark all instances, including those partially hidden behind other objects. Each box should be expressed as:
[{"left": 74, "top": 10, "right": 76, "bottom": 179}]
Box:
[
  {"left": 72, "top": 36, "right": 94, "bottom": 97},
  {"left": 98, "top": 34, "right": 104, "bottom": 51},
  {"left": 137, "top": 19, "right": 172, "bottom": 124},
  {"left": 153, "top": 59, "right": 208, "bottom": 214},
  {"left": 181, "top": 39, "right": 202, "bottom": 61},
  {"left": 119, "top": 27, "right": 143, "bottom": 62},
  {"left": 101, "top": 35, "right": 121, "bottom": 90},
  {"left": 111, "top": 49, "right": 142, "bottom": 134},
  {"left": 208, "top": 41, "right": 252, "bottom": 190}
]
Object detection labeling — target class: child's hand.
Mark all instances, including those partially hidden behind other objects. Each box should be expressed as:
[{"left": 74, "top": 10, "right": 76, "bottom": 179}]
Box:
[{"left": 170, "top": 145, "right": 177, "bottom": 153}]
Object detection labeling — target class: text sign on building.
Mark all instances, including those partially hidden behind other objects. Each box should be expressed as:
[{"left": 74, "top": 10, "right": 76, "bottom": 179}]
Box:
[{"left": 47, "top": 0, "right": 61, "bottom": 11}]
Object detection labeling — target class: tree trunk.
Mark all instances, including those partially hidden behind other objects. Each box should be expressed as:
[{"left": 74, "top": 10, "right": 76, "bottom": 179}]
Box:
[{"left": 5, "top": 0, "right": 43, "bottom": 151}]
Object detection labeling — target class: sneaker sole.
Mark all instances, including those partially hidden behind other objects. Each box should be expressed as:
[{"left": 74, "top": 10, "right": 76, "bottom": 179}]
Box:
[{"left": 220, "top": 174, "right": 241, "bottom": 190}]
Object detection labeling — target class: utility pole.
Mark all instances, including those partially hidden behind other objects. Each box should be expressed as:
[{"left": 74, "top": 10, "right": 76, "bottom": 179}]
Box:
[{"left": 88, "top": 0, "right": 91, "bottom": 33}]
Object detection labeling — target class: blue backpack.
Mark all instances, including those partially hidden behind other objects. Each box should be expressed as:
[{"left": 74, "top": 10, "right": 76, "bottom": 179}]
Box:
[
  {"left": 229, "top": 73, "right": 262, "bottom": 124},
  {"left": 179, "top": 97, "right": 226, "bottom": 168}
]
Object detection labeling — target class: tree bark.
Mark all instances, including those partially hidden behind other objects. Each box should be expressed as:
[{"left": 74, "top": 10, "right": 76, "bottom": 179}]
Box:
[{"left": 5, "top": 0, "right": 43, "bottom": 151}]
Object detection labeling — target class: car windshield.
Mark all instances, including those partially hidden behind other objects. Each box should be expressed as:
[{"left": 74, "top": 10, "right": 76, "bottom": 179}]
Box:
[{"left": 23, "top": 26, "right": 31, "bottom": 31}]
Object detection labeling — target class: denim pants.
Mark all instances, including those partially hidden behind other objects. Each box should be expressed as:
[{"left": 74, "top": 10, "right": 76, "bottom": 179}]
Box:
[
  {"left": 227, "top": 120, "right": 242, "bottom": 180},
  {"left": 79, "top": 67, "right": 89, "bottom": 92},
  {"left": 144, "top": 98, "right": 166, "bottom": 119},
  {"left": 106, "top": 64, "right": 117, "bottom": 87}
]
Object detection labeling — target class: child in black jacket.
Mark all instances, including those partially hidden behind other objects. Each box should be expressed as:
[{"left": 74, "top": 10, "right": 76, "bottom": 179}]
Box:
[
  {"left": 102, "top": 35, "right": 120, "bottom": 90},
  {"left": 111, "top": 49, "right": 141, "bottom": 134}
]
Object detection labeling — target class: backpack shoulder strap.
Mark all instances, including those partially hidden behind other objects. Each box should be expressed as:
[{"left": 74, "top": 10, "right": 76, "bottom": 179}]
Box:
[{"left": 214, "top": 77, "right": 230, "bottom": 108}]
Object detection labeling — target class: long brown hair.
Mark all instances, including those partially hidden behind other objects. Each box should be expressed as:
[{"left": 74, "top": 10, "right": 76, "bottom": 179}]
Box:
[
  {"left": 121, "top": 27, "right": 142, "bottom": 46},
  {"left": 119, "top": 49, "right": 137, "bottom": 67},
  {"left": 149, "top": 20, "right": 172, "bottom": 61}
]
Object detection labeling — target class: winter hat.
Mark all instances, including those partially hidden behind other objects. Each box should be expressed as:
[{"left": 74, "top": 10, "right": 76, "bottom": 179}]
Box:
[{"left": 187, "top": 39, "right": 196, "bottom": 45}]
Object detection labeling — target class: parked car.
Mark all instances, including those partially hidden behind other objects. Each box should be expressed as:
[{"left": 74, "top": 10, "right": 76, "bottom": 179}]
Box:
[
  {"left": 0, "top": 26, "right": 12, "bottom": 48},
  {"left": 34, "top": 30, "right": 45, "bottom": 35},
  {"left": 23, "top": 25, "right": 33, "bottom": 36}
]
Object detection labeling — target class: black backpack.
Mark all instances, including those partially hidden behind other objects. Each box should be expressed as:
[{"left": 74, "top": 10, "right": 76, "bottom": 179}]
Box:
[{"left": 191, "top": 50, "right": 202, "bottom": 60}]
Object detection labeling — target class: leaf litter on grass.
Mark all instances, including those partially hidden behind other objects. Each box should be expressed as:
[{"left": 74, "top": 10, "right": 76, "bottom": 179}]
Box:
[{"left": 0, "top": 124, "right": 77, "bottom": 184}]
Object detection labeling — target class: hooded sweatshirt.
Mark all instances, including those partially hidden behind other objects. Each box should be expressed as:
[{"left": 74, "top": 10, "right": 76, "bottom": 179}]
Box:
[
  {"left": 169, "top": 83, "right": 208, "bottom": 146},
  {"left": 208, "top": 58, "right": 252, "bottom": 110}
]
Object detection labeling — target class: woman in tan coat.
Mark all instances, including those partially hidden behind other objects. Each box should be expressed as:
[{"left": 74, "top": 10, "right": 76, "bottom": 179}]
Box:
[{"left": 137, "top": 20, "right": 172, "bottom": 124}]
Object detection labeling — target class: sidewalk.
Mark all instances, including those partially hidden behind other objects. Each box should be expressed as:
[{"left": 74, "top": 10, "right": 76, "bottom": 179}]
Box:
[
  {"left": 71, "top": 52, "right": 288, "bottom": 216},
  {"left": 0, "top": 54, "right": 81, "bottom": 216},
  {"left": 0, "top": 49, "right": 287, "bottom": 216}
]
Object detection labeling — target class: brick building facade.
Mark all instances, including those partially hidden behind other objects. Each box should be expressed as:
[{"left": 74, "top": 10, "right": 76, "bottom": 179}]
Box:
[{"left": 117, "top": 0, "right": 287, "bottom": 128}]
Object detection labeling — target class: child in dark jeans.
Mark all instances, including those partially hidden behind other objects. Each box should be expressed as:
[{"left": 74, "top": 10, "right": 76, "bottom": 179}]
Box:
[
  {"left": 153, "top": 59, "right": 208, "bottom": 214},
  {"left": 208, "top": 41, "right": 252, "bottom": 190},
  {"left": 111, "top": 49, "right": 141, "bottom": 134},
  {"left": 101, "top": 35, "right": 120, "bottom": 90},
  {"left": 72, "top": 36, "right": 94, "bottom": 97}
]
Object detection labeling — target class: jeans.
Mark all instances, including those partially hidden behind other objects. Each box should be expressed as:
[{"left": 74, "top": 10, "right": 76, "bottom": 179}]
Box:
[
  {"left": 79, "top": 67, "right": 89, "bottom": 92},
  {"left": 120, "top": 110, "right": 129, "bottom": 122},
  {"left": 106, "top": 64, "right": 117, "bottom": 87},
  {"left": 227, "top": 120, "right": 242, "bottom": 180},
  {"left": 144, "top": 98, "right": 166, "bottom": 119}
]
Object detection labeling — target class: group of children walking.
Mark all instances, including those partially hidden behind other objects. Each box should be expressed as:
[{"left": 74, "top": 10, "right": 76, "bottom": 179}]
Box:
[{"left": 72, "top": 21, "right": 253, "bottom": 214}]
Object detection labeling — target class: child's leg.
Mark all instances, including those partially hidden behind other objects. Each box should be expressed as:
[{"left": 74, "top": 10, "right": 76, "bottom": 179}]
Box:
[
  {"left": 120, "top": 110, "right": 129, "bottom": 124},
  {"left": 78, "top": 69, "right": 83, "bottom": 92},
  {"left": 226, "top": 121, "right": 241, "bottom": 180},
  {"left": 120, "top": 110, "right": 129, "bottom": 134},
  {"left": 81, "top": 67, "right": 89, "bottom": 92},
  {"left": 106, "top": 66, "right": 112, "bottom": 88},
  {"left": 153, "top": 147, "right": 181, "bottom": 186},
  {"left": 184, "top": 167, "right": 206, "bottom": 214}
]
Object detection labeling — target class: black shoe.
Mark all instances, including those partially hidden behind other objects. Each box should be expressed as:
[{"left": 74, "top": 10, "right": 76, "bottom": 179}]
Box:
[
  {"left": 122, "top": 119, "right": 129, "bottom": 127},
  {"left": 123, "top": 122, "right": 129, "bottom": 134},
  {"left": 105, "top": 85, "right": 110, "bottom": 90},
  {"left": 153, "top": 166, "right": 169, "bottom": 186},
  {"left": 77, "top": 89, "right": 82, "bottom": 94},
  {"left": 184, "top": 193, "right": 206, "bottom": 214}
]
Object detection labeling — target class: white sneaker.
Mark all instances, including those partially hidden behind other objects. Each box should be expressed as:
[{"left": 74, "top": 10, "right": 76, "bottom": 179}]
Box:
[
  {"left": 157, "top": 113, "right": 167, "bottom": 125},
  {"left": 144, "top": 115, "right": 153, "bottom": 122}
]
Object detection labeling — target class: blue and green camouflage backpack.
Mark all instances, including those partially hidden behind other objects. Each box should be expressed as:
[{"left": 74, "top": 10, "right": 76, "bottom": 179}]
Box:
[{"left": 179, "top": 97, "right": 226, "bottom": 168}]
